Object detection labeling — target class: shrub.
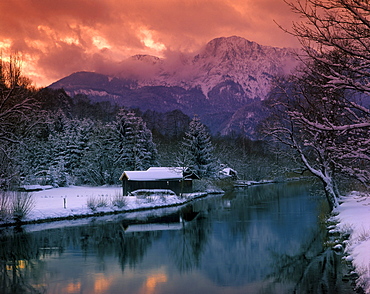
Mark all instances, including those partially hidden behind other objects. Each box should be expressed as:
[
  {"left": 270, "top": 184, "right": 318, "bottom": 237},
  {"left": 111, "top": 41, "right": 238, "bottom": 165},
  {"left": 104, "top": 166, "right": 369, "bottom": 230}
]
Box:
[
  {"left": 97, "top": 197, "right": 108, "bottom": 208},
  {"left": 131, "top": 189, "right": 175, "bottom": 203},
  {"left": 87, "top": 196, "right": 98, "bottom": 211},
  {"left": 11, "top": 192, "right": 35, "bottom": 221},
  {"left": 111, "top": 192, "right": 127, "bottom": 208},
  {"left": 0, "top": 191, "right": 11, "bottom": 220},
  {"left": 214, "top": 178, "right": 234, "bottom": 191},
  {"left": 193, "top": 179, "right": 216, "bottom": 192},
  {"left": 87, "top": 196, "right": 109, "bottom": 211}
]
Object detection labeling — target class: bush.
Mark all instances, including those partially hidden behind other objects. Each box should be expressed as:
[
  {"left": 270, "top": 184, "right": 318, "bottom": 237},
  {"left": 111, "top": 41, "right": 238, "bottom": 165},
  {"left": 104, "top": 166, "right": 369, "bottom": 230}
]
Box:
[
  {"left": 10, "top": 192, "right": 35, "bottom": 221},
  {"left": 87, "top": 194, "right": 127, "bottom": 211},
  {"left": 86, "top": 196, "right": 109, "bottom": 211},
  {"left": 0, "top": 191, "right": 11, "bottom": 221},
  {"left": 87, "top": 196, "right": 98, "bottom": 211},
  {"left": 130, "top": 189, "right": 175, "bottom": 203},
  {"left": 192, "top": 179, "right": 218, "bottom": 192},
  {"left": 214, "top": 178, "right": 234, "bottom": 191},
  {"left": 111, "top": 192, "right": 127, "bottom": 208}
]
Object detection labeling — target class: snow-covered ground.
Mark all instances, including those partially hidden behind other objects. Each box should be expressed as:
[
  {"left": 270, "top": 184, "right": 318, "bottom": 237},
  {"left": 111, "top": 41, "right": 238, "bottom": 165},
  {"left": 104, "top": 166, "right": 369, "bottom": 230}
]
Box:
[
  {"left": 7, "top": 186, "right": 209, "bottom": 225},
  {"left": 330, "top": 191, "right": 370, "bottom": 293}
]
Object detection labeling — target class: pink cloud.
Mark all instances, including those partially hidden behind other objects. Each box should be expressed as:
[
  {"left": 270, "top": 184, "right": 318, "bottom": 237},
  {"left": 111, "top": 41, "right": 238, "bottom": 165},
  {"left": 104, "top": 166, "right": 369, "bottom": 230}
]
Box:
[{"left": 0, "top": 0, "right": 300, "bottom": 87}]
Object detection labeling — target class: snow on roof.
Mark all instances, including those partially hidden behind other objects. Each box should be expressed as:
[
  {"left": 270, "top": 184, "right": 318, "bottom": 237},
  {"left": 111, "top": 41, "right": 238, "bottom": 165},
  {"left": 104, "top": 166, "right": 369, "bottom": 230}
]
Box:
[
  {"left": 220, "top": 167, "right": 237, "bottom": 175},
  {"left": 120, "top": 167, "right": 185, "bottom": 181}
]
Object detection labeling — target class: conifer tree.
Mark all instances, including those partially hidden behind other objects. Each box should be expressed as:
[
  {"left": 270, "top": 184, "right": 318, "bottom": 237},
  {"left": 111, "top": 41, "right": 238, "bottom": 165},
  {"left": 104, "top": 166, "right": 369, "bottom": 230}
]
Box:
[
  {"left": 181, "top": 115, "right": 216, "bottom": 178},
  {"left": 79, "top": 121, "right": 117, "bottom": 185},
  {"left": 114, "top": 109, "right": 157, "bottom": 171},
  {"left": 47, "top": 115, "right": 93, "bottom": 186}
]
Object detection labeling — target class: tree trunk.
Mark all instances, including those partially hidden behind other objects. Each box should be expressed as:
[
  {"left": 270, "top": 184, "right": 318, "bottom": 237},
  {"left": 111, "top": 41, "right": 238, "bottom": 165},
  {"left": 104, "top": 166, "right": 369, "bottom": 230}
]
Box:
[
  {"left": 321, "top": 177, "right": 339, "bottom": 211},
  {"left": 299, "top": 151, "right": 339, "bottom": 210}
]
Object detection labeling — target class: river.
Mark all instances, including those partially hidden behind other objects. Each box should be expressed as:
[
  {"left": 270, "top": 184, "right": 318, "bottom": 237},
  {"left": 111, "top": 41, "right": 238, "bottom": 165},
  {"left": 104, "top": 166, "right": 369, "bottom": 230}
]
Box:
[{"left": 0, "top": 181, "right": 355, "bottom": 293}]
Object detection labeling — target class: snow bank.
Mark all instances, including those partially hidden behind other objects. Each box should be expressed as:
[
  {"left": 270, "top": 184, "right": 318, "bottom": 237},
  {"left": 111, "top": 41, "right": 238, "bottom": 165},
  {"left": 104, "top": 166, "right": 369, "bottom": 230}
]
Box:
[
  {"left": 331, "top": 191, "right": 370, "bottom": 293},
  {"left": 1, "top": 186, "right": 211, "bottom": 226}
]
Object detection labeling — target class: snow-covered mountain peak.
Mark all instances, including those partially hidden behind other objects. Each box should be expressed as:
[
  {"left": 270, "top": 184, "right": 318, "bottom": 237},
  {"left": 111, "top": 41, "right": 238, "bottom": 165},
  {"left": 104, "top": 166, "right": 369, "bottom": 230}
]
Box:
[
  {"left": 102, "top": 36, "right": 298, "bottom": 100},
  {"left": 197, "top": 36, "right": 262, "bottom": 60},
  {"left": 49, "top": 36, "right": 299, "bottom": 136},
  {"left": 176, "top": 36, "right": 298, "bottom": 99}
]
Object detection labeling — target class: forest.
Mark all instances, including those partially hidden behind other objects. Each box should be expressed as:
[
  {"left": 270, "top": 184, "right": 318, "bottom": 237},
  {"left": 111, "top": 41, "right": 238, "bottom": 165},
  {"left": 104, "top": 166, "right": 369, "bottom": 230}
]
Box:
[{"left": 0, "top": 60, "right": 285, "bottom": 191}]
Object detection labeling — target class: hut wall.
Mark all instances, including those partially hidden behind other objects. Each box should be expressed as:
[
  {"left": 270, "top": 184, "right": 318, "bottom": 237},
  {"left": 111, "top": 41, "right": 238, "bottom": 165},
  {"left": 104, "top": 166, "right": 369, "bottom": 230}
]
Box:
[{"left": 122, "top": 179, "right": 193, "bottom": 195}]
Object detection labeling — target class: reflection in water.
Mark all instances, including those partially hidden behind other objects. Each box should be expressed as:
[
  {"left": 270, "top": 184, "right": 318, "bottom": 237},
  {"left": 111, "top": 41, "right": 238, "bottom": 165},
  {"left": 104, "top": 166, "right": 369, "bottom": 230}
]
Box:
[
  {"left": 0, "top": 181, "right": 355, "bottom": 293},
  {"left": 171, "top": 210, "right": 211, "bottom": 272},
  {"left": 65, "top": 281, "right": 81, "bottom": 294},
  {"left": 269, "top": 224, "right": 347, "bottom": 293},
  {"left": 91, "top": 273, "right": 114, "bottom": 294},
  {"left": 138, "top": 268, "right": 168, "bottom": 294}
]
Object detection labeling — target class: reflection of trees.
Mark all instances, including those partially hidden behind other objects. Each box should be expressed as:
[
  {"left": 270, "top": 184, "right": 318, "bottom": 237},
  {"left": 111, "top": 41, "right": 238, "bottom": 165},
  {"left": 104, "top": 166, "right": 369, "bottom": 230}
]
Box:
[
  {"left": 0, "top": 228, "right": 46, "bottom": 294},
  {"left": 0, "top": 219, "right": 161, "bottom": 292},
  {"left": 170, "top": 205, "right": 212, "bottom": 272},
  {"left": 227, "top": 182, "right": 313, "bottom": 238},
  {"left": 192, "top": 181, "right": 337, "bottom": 288},
  {"left": 268, "top": 228, "right": 350, "bottom": 293},
  {"left": 265, "top": 183, "right": 351, "bottom": 293},
  {"left": 116, "top": 231, "right": 159, "bottom": 271},
  {"left": 65, "top": 221, "right": 160, "bottom": 271}
]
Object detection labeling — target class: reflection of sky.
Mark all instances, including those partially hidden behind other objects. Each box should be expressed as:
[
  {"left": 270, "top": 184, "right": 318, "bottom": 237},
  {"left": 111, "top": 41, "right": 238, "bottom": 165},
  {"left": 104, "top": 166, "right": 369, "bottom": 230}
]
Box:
[{"left": 22, "top": 182, "right": 325, "bottom": 294}]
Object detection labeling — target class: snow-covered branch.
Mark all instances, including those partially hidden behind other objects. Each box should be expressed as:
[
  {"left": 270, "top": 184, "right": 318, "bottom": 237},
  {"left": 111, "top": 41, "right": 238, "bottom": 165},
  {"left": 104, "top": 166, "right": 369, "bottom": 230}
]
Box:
[{"left": 289, "top": 111, "right": 370, "bottom": 131}]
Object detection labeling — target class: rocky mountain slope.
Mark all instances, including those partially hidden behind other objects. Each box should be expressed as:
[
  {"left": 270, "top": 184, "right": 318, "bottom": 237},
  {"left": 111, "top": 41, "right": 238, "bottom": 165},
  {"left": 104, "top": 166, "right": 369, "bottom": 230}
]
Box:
[{"left": 49, "top": 36, "right": 298, "bottom": 136}]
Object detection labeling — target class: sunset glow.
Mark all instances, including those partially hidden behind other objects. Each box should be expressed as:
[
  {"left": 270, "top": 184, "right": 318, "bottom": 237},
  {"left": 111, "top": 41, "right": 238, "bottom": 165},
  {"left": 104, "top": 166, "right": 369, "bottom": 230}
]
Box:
[
  {"left": 65, "top": 281, "right": 81, "bottom": 293},
  {"left": 139, "top": 28, "right": 167, "bottom": 54},
  {"left": 139, "top": 269, "right": 168, "bottom": 294},
  {"left": 93, "top": 273, "right": 113, "bottom": 293},
  {"left": 0, "top": 0, "right": 299, "bottom": 87}
]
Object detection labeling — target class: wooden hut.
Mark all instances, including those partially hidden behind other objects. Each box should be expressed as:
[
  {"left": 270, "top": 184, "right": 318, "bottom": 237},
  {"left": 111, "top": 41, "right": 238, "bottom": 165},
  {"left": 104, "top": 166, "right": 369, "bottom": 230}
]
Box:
[{"left": 119, "top": 167, "right": 196, "bottom": 195}]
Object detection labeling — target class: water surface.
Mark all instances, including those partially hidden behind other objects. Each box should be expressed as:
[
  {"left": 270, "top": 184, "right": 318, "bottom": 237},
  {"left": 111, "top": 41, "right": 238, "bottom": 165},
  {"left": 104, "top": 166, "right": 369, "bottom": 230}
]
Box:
[{"left": 0, "top": 181, "right": 354, "bottom": 293}]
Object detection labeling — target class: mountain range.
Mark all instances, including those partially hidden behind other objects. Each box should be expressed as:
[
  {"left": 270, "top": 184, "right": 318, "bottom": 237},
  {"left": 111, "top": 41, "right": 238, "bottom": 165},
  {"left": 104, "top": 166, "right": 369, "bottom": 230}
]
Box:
[{"left": 48, "top": 36, "right": 298, "bottom": 137}]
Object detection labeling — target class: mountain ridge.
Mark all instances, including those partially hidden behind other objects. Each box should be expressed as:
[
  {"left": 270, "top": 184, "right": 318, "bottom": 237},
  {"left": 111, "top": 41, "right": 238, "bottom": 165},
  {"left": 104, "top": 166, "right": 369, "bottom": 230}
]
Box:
[{"left": 49, "top": 36, "right": 298, "bottom": 137}]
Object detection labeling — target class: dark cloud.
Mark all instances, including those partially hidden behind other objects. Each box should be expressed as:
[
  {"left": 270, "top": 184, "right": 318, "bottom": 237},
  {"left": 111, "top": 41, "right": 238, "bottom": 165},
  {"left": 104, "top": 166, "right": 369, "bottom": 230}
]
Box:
[{"left": 0, "top": 0, "right": 300, "bottom": 86}]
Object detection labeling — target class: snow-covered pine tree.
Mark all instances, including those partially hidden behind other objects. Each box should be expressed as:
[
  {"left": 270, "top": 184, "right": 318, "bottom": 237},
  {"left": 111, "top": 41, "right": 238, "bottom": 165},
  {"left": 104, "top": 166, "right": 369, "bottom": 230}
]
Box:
[
  {"left": 47, "top": 113, "right": 93, "bottom": 186},
  {"left": 114, "top": 109, "right": 157, "bottom": 171},
  {"left": 181, "top": 115, "right": 216, "bottom": 178},
  {"left": 79, "top": 121, "right": 117, "bottom": 185}
]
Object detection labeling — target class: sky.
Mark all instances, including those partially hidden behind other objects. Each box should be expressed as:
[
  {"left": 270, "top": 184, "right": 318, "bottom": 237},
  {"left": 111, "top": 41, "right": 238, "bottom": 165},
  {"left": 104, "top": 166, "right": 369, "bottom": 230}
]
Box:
[{"left": 0, "top": 0, "right": 300, "bottom": 87}]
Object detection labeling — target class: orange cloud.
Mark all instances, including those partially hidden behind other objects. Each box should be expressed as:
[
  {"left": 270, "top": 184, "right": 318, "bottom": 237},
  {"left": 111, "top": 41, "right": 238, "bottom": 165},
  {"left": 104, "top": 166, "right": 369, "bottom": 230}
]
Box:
[{"left": 0, "top": 0, "right": 300, "bottom": 87}]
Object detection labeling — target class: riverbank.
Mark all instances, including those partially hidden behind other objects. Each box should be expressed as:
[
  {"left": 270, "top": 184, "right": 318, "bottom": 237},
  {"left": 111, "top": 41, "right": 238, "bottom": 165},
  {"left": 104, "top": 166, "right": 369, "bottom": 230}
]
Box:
[
  {"left": 2, "top": 184, "right": 369, "bottom": 292},
  {"left": 330, "top": 191, "right": 370, "bottom": 293},
  {"left": 0, "top": 185, "right": 220, "bottom": 227}
]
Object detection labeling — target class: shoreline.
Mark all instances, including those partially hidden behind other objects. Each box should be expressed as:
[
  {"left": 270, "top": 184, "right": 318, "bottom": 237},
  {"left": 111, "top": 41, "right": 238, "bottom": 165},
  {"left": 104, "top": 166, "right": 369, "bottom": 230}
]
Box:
[
  {"left": 329, "top": 191, "right": 370, "bottom": 293},
  {"left": 2, "top": 183, "right": 369, "bottom": 292},
  {"left": 0, "top": 186, "right": 216, "bottom": 228}
]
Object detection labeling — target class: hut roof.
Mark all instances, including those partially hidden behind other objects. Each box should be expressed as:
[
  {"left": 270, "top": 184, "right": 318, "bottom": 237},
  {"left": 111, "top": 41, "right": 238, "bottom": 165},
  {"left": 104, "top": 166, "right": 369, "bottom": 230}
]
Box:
[{"left": 119, "top": 167, "right": 185, "bottom": 181}]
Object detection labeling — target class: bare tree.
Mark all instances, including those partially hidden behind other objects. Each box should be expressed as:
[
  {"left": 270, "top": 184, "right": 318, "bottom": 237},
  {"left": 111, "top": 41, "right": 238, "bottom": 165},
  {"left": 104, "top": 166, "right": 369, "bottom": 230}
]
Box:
[
  {"left": 285, "top": 0, "right": 370, "bottom": 90},
  {"left": 0, "top": 54, "right": 40, "bottom": 188},
  {"left": 286, "top": 0, "right": 370, "bottom": 182},
  {"left": 263, "top": 0, "right": 370, "bottom": 208},
  {"left": 264, "top": 74, "right": 344, "bottom": 209}
]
